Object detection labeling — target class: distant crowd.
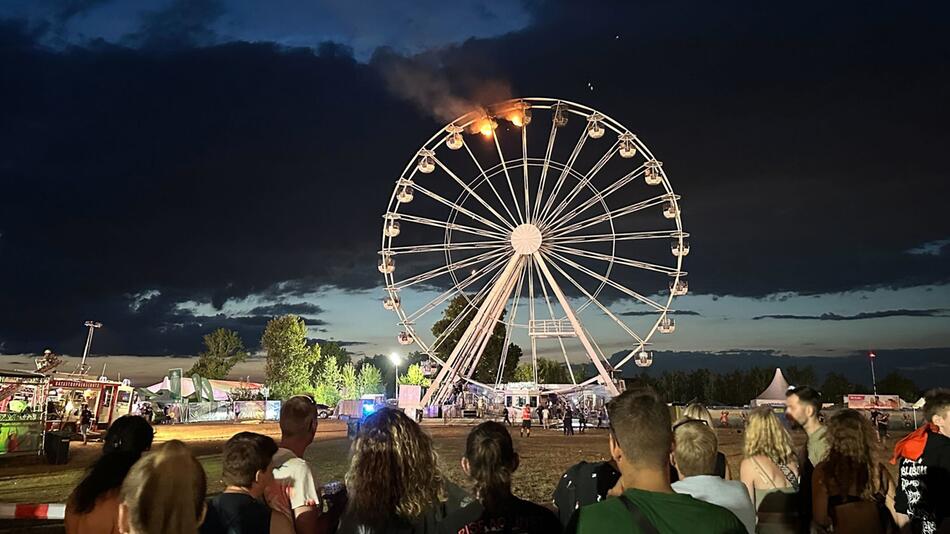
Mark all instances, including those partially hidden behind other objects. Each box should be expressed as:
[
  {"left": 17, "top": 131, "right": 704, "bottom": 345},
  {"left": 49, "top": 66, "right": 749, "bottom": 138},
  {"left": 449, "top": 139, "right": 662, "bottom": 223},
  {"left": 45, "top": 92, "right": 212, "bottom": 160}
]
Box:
[{"left": 62, "top": 386, "right": 950, "bottom": 534}]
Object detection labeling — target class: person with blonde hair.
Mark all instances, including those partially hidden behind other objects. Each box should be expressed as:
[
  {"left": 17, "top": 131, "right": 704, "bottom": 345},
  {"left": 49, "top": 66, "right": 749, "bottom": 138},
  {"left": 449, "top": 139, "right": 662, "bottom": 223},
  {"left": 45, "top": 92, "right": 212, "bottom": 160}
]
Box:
[
  {"left": 812, "top": 409, "right": 900, "bottom": 534},
  {"left": 118, "top": 440, "right": 207, "bottom": 534},
  {"left": 674, "top": 404, "right": 732, "bottom": 480},
  {"left": 671, "top": 418, "right": 756, "bottom": 534},
  {"left": 338, "top": 408, "right": 467, "bottom": 533},
  {"left": 739, "top": 407, "right": 800, "bottom": 533}
]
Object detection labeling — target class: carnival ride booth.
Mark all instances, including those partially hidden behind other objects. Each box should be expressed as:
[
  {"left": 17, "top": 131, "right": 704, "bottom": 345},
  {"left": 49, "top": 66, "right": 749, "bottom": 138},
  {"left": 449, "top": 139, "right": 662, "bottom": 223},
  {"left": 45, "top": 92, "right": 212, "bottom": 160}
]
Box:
[
  {"left": 45, "top": 375, "right": 134, "bottom": 434},
  {"left": 0, "top": 369, "right": 48, "bottom": 456}
]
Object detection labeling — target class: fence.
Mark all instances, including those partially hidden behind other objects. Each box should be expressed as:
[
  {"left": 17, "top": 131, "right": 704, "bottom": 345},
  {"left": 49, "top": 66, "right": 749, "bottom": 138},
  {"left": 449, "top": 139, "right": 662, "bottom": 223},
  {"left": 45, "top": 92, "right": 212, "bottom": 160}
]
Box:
[{"left": 178, "top": 400, "right": 281, "bottom": 423}]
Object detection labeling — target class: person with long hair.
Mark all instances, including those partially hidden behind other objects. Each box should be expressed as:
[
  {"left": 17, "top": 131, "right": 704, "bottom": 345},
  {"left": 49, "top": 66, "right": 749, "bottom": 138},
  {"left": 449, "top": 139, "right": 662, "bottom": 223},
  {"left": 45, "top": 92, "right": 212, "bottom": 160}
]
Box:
[
  {"left": 440, "top": 421, "right": 559, "bottom": 533},
  {"left": 118, "top": 440, "right": 207, "bottom": 534},
  {"left": 812, "top": 409, "right": 899, "bottom": 533},
  {"left": 338, "top": 408, "right": 466, "bottom": 534},
  {"left": 65, "top": 415, "right": 154, "bottom": 534},
  {"left": 739, "top": 406, "right": 800, "bottom": 533}
]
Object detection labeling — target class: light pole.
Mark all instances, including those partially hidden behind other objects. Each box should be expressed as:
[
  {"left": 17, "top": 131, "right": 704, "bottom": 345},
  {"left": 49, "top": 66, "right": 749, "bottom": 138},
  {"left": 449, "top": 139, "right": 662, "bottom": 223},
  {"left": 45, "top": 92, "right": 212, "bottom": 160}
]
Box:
[
  {"left": 78, "top": 321, "right": 102, "bottom": 375},
  {"left": 869, "top": 352, "right": 878, "bottom": 395},
  {"left": 389, "top": 352, "right": 402, "bottom": 399}
]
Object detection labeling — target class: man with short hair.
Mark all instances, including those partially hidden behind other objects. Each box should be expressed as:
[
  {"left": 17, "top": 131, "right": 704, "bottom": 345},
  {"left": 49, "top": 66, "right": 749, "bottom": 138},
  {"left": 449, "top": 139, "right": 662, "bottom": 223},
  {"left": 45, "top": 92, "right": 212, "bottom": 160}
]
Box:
[
  {"left": 893, "top": 388, "right": 950, "bottom": 533},
  {"left": 271, "top": 395, "right": 330, "bottom": 534},
  {"left": 567, "top": 388, "right": 745, "bottom": 533},
  {"left": 202, "top": 432, "right": 289, "bottom": 534},
  {"left": 670, "top": 419, "right": 756, "bottom": 534},
  {"left": 520, "top": 404, "right": 532, "bottom": 437},
  {"left": 785, "top": 385, "right": 827, "bottom": 529}
]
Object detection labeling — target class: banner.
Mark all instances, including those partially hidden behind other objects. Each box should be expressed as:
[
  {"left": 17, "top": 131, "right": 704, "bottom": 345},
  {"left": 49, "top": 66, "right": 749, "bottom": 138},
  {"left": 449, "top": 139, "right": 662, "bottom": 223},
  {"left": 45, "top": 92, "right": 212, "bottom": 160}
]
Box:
[
  {"left": 168, "top": 369, "right": 182, "bottom": 401},
  {"left": 847, "top": 394, "right": 901, "bottom": 410}
]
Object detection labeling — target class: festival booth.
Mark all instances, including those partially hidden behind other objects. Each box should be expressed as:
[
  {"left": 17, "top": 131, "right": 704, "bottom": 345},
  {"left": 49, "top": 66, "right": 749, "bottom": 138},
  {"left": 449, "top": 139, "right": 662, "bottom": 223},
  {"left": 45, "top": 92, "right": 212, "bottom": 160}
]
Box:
[
  {"left": 141, "top": 375, "right": 277, "bottom": 423},
  {"left": 751, "top": 368, "right": 791, "bottom": 407},
  {"left": 0, "top": 369, "right": 48, "bottom": 456}
]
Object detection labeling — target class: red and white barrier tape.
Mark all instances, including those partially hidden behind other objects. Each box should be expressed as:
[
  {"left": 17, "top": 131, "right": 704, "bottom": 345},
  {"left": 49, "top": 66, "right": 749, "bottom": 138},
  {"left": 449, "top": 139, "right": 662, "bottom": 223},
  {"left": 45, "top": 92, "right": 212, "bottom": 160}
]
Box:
[{"left": 0, "top": 503, "right": 66, "bottom": 520}]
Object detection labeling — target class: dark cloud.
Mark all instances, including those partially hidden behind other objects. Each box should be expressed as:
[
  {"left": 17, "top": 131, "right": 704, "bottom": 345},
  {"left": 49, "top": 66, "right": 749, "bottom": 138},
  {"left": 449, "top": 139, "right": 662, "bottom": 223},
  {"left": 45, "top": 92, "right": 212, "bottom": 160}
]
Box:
[
  {"left": 620, "top": 310, "right": 701, "bottom": 317},
  {"left": 247, "top": 303, "right": 325, "bottom": 317},
  {"left": 52, "top": 0, "right": 113, "bottom": 24},
  {"left": 121, "top": 0, "right": 224, "bottom": 49},
  {"left": 1, "top": 0, "right": 949, "bottom": 354},
  {"left": 752, "top": 309, "right": 950, "bottom": 321}
]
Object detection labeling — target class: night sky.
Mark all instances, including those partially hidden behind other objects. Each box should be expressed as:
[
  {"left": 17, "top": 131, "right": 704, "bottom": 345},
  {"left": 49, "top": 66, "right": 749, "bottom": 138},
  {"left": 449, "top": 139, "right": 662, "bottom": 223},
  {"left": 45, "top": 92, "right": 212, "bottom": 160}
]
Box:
[{"left": 0, "top": 1, "right": 948, "bottom": 385}]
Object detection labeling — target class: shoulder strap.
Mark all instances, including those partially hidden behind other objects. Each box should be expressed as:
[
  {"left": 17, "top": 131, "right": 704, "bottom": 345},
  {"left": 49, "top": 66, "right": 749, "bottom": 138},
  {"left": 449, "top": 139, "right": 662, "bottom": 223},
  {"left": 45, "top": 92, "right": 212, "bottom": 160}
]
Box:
[
  {"left": 617, "top": 494, "right": 660, "bottom": 534},
  {"left": 777, "top": 462, "right": 800, "bottom": 491},
  {"left": 751, "top": 457, "right": 780, "bottom": 489}
]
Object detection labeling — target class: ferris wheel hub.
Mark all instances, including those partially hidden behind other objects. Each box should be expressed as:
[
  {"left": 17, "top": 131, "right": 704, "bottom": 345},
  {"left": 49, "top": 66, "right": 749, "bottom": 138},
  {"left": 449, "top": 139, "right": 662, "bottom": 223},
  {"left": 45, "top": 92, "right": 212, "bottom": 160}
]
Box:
[{"left": 510, "top": 224, "right": 542, "bottom": 255}]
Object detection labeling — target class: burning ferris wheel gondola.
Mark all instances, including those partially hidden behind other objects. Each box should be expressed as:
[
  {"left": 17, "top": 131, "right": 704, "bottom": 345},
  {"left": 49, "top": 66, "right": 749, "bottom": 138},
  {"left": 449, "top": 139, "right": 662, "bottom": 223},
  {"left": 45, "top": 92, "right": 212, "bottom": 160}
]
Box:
[{"left": 379, "top": 98, "right": 689, "bottom": 408}]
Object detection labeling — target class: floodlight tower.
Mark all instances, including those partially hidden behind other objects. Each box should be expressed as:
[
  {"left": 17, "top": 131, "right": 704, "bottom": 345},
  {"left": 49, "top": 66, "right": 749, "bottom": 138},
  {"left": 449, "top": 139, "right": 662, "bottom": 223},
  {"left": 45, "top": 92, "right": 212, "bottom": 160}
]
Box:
[{"left": 77, "top": 320, "right": 103, "bottom": 375}]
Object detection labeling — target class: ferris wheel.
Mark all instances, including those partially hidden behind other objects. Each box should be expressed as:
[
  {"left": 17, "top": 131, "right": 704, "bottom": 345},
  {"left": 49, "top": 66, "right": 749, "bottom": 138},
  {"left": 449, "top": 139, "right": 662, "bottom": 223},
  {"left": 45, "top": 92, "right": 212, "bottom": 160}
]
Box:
[{"left": 379, "top": 98, "right": 689, "bottom": 408}]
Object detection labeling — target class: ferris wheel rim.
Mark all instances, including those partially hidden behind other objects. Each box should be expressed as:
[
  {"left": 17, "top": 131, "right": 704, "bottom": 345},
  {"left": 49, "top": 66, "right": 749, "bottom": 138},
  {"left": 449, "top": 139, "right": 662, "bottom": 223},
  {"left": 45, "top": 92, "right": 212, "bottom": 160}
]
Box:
[{"left": 379, "top": 97, "right": 689, "bottom": 389}]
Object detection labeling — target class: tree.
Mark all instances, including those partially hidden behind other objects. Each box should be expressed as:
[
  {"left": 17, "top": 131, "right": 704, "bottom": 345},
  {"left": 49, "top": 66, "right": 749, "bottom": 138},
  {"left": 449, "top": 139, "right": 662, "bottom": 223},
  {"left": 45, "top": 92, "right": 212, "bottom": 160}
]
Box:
[
  {"left": 537, "top": 358, "right": 572, "bottom": 384},
  {"left": 785, "top": 365, "right": 819, "bottom": 388},
  {"left": 318, "top": 341, "right": 352, "bottom": 369},
  {"left": 358, "top": 364, "right": 383, "bottom": 396},
  {"left": 513, "top": 363, "right": 533, "bottom": 382},
  {"left": 311, "top": 357, "right": 343, "bottom": 406},
  {"left": 399, "top": 363, "right": 432, "bottom": 387},
  {"left": 341, "top": 363, "right": 359, "bottom": 399},
  {"left": 261, "top": 315, "right": 321, "bottom": 399},
  {"left": 187, "top": 328, "right": 248, "bottom": 379},
  {"left": 431, "top": 295, "right": 521, "bottom": 384},
  {"left": 876, "top": 371, "right": 919, "bottom": 401},
  {"left": 821, "top": 372, "right": 854, "bottom": 402}
]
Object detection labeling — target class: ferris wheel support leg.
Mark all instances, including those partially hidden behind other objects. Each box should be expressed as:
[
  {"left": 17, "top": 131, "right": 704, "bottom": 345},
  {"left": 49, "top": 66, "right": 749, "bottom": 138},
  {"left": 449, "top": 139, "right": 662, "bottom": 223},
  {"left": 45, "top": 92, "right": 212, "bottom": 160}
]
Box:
[
  {"left": 460, "top": 267, "right": 522, "bottom": 381},
  {"left": 421, "top": 255, "right": 524, "bottom": 408},
  {"left": 532, "top": 253, "right": 620, "bottom": 397}
]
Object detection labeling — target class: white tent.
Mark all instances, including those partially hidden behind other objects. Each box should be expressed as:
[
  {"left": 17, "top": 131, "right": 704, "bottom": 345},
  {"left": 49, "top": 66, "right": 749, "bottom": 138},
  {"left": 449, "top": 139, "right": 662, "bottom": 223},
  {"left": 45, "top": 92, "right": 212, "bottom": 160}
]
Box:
[
  {"left": 751, "top": 368, "right": 790, "bottom": 407},
  {"left": 146, "top": 377, "right": 263, "bottom": 402}
]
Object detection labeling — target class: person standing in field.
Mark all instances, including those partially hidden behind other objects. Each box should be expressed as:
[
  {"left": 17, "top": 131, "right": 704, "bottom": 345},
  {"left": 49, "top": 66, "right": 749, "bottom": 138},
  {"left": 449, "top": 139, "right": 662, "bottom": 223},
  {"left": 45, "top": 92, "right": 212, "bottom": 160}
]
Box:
[{"left": 520, "top": 404, "right": 532, "bottom": 438}]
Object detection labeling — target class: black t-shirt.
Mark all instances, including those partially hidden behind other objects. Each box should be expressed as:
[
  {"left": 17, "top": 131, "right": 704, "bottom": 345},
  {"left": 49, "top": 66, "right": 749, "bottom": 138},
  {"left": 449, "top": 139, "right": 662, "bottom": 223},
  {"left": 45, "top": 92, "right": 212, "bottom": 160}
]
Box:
[
  {"left": 896, "top": 431, "right": 950, "bottom": 533},
  {"left": 338, "top": 482, "right": 470, "bottom": 534},
  {"left": 200, "top": 492, "right": 270, "bottom": 534},
  {"left": 552, "top": 461, "right": 621, "bottom": 527},
  {"left": 438, "top": 496, "right": 561, "bottom": 534}
]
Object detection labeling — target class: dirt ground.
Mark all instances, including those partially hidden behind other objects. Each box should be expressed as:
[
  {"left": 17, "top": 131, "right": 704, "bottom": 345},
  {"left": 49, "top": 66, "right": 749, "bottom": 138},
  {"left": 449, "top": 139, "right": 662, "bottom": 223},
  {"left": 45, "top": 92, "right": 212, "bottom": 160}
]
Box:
[
  {"left": 0, "top": 418, "right": 908, "bottom": 509},
  {"left": 0, "top": 418, "right": 912, "bottom": 533}
]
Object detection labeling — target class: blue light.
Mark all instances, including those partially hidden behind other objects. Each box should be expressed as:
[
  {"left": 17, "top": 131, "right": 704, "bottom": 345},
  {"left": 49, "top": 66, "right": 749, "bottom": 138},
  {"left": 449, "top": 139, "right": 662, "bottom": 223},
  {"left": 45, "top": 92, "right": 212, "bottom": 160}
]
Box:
[{"left": 361, "top": 401, "right": 377, "bottom": 417}]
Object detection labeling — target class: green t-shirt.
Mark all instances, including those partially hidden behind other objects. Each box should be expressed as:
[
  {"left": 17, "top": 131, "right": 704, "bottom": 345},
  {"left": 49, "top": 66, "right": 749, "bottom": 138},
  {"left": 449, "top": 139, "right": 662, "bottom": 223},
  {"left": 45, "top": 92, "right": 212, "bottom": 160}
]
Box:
[
  {"left": 807, "top": 425, "right": 829, "bottom": 466},
  {"left": 569, "top": 488, "right": 746, "bottom": 534}
]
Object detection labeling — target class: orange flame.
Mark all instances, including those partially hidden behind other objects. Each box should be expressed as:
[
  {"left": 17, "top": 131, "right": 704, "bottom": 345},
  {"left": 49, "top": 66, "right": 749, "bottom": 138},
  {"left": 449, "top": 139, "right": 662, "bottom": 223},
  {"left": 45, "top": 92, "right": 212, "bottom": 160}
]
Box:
[
  {"left": 474, "top": 118, "right": 497, "bottom": 137},
  {"left": 508, "top": 111, "right": 524, "bottom": 127}
]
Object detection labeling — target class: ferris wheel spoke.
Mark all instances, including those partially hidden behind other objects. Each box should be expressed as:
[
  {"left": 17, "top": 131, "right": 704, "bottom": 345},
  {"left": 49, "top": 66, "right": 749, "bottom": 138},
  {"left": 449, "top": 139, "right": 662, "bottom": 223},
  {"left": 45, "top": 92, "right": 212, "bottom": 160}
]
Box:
[
  {"left": 550, "top": 244, "right": 681, "bottom": 277},
  {"left": 534, "top": 258, "right": 576, "bottom": 385},
  {"left": 392, "top": 248, "right": 508, "bottom": 291},
  {"left": 550, "top": 165, "right": 646, "bottom": 230},
  {"left": 492, "top": 131, "right": 526, "bottom": 225},
  {"left": 532, "top": 116, "right": 559, "bottom": 222},
  {"left": 410, "top": 182, "right": 511, "bottom": 235},
  {"left": 544, "top": 255, "right": 647, "bottom": 345},
  {"left": 493, "top": 264, "right": 526, "bottom": 388},
  {"left": 549, "top": 193, "right": 675, "bottom": 237},
  {"left": 541, "top": 141, "right": 619, "bottom": 228},
  {"left": 393, "top": 213, "right": 507, "bottom": 240},
  {"left": 549, "top": 229, "right": 687, "bottom": 245},
  {"left": 545, "top": 249, "right": 667, "bottom": 311},
  {"left": 537, "top": 129, "right": 588, "bottom": 225},
  {"left": 386, "top": 240, "right": 508, "bottom": 255},
  {"left": 521, "top": 125, "right": 531, "bottom": 226},
  {"left": 429, "top": 263, "right": 508, "bottom": 353},
  {"left": 434, "top": 157, "right": 516, "bottom": 231},
  {"left": 462, "top": 141, "right": 520, "bottom": 228},
  {"left": 403, "top": 253, "right": 510, "bottom": 323}
]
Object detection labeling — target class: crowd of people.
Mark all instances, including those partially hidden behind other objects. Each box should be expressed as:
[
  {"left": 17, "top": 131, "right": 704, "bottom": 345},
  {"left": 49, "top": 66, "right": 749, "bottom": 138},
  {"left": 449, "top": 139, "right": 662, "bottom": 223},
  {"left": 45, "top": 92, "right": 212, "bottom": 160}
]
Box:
[{"left": 61, "top": 386, "right": 950, "bottom": 534}]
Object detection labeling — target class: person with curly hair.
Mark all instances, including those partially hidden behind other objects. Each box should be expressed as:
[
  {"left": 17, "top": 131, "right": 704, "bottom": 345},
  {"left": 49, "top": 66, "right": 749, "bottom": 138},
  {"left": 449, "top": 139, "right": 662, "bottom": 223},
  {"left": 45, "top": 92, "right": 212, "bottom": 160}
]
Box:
[
  {"left": 439, "top": 421, "right": 559, "bottom": 533},
  {"left": 338, "top": 408, "right": 467, "bottom": 533},
  {"left": 812, "top": 409, "right": 899, "bottom": 534},
  {"left": 739, "top": 406, "right": 800, "bottom": 533}
]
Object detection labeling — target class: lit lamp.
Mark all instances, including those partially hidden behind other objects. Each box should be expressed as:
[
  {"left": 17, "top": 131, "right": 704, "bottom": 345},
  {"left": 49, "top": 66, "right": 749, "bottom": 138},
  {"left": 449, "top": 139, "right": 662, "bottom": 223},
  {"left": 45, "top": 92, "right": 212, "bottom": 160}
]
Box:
[{"left": 389, "top": 352, "right": 402, "bottom": 398}]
